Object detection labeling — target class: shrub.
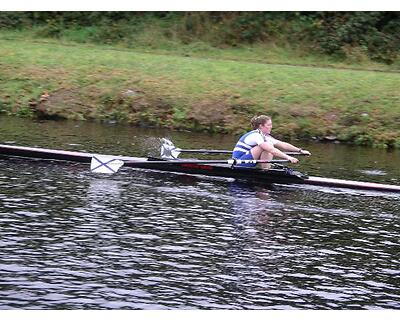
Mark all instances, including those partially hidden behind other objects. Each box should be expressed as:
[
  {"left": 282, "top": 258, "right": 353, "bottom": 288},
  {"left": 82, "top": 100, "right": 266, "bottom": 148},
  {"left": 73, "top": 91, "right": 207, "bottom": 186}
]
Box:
[{"left": 1, "top": 12, "right": 399, "bottom": 65}]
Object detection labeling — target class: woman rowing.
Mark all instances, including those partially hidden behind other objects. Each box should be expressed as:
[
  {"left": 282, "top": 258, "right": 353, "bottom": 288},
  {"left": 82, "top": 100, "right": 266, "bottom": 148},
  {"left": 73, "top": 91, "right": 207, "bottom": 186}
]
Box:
[{"left": 232, "top": 115, "right": 311, "bottom": 168}]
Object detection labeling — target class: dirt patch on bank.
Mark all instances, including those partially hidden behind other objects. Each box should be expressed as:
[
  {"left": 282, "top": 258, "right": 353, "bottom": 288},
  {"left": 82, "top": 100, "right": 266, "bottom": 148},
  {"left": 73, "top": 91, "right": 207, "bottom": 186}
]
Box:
[
  {"left": 186, "top": 97, "right": 260, "bottom": 133},
  {"left": 32, "top": 85, "right": 175, "bottom": 126},
  {"left": 31, "top": 85, "right": 259, "bottom": 134},
  {"left": 34, "top": 88, "right": 90, "bottom": 120}
]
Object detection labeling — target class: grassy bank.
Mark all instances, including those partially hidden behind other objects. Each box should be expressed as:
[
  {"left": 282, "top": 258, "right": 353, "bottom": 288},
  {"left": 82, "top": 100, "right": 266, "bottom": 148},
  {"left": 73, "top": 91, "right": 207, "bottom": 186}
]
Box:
[{"left": 0, "top": 33, "right": 400, "bottom": 148}]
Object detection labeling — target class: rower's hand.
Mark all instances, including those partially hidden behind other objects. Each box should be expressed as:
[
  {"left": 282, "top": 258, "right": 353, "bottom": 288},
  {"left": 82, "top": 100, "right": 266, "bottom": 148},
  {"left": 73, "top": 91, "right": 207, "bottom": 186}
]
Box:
[
  {"left": 300, "top": 149, "right": 311, "bottom": 156},
  {"left": 288, "top": 156, "right": 299, "bottom": 164}
]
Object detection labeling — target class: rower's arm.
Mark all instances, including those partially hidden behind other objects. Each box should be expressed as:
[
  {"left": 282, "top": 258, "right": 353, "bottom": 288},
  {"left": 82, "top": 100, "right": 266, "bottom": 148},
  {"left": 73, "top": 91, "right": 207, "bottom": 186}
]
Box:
[
  {"left": 259, "top": 142, "right": 298, "bottom": 163},
  {"left": 274, "top": 141, "right": 311, "bottom": 155}
]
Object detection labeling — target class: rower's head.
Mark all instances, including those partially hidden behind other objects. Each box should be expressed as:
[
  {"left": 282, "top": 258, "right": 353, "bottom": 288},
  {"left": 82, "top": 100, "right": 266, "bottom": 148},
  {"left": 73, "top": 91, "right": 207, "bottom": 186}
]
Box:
[{"left": 251, "top": 115, "right": 272, "bottom": 134}]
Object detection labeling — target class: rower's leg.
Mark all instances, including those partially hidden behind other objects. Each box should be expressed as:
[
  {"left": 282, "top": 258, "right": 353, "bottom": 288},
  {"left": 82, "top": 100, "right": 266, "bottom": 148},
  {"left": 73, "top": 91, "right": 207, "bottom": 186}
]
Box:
[
  {"left": 251, "top": 146, "right": 273, "bottom": 169},
  {"left": 259, "top": 150, "right": 273, "bottom": 169},
  {"left": 250, "top": 145, "right": 263, "bottom": 159}
]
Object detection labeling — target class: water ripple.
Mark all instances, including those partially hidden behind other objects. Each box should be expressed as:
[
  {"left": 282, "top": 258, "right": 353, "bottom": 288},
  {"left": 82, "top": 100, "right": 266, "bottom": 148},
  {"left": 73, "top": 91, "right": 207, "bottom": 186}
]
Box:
[{"left": 1, "top": 126, "right": 400, "bottom": 309}]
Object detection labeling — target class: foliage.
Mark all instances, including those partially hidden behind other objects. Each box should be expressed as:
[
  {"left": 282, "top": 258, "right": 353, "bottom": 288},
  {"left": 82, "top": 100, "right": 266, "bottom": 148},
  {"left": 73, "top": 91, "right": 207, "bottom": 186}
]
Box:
[
  {"left": 0, "top": 12, "right": 399, "bottom": 64},
  {"left": 309, "top": 12, "right": 400, "bottom": 64}
]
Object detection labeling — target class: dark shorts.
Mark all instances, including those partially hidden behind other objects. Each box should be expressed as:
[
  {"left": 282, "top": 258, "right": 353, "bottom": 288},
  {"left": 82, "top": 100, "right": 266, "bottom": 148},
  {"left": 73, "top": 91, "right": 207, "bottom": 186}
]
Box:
[{"left": 232, "top": 151, "right": 256, "bottom": 167}]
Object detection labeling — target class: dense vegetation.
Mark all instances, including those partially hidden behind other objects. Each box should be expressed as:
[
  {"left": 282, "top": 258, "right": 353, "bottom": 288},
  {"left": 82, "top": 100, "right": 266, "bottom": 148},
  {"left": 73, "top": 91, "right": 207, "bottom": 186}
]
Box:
[
  {"left": 0, "top": 12, "right": 399, "bottom": 148},
  {"left": 1, "top": 12, "right": 399, "bottom": 65}
]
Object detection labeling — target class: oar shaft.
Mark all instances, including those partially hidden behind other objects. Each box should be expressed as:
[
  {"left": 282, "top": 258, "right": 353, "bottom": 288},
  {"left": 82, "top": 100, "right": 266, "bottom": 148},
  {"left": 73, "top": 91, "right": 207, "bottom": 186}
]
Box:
[
  {"left": 180, "top": 149, "right": 231, "bottom": 154},
  {"left": 178, "top": 149, "right": 305, "bottom": 156}
]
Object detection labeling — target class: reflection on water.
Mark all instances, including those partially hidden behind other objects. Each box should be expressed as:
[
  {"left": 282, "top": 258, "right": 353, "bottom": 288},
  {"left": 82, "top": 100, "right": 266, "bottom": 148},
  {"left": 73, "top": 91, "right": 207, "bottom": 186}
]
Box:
[
  {"left": 1, "top": 116, "right": 400, "bottom": 309},
  {"left": 87, "top": 179, "right": 122, "bottom": 201}
]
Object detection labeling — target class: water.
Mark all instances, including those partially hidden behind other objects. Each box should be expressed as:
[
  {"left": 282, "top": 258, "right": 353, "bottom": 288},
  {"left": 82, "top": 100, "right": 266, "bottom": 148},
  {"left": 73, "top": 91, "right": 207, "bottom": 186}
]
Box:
[{"left": 1, "top": 117, "right": 399, "bottom": 309}]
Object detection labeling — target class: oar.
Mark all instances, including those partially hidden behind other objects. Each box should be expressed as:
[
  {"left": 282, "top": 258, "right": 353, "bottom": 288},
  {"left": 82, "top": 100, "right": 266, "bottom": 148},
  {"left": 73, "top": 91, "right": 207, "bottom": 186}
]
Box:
[
  {"left": 160, "top": 138, "right": 305, "bottom": 159},
  {"left": 160, "top": 138, "right": 225, "bottom": 158},
  {"left": 125, "top": 159, "right": 290, "bottom": 165},
  {"left": 176, "top": 148, "right": 304, "bottom": 155},
  {"left": 90, "top": 155, "right": 289, "bottom": 174}
]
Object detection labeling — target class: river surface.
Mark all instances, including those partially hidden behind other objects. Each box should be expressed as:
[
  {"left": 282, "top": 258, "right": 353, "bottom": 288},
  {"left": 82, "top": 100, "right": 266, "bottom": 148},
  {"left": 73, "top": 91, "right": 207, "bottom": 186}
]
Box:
[{"left": 0, "top": 117, "right": 399, "bottom": 310}]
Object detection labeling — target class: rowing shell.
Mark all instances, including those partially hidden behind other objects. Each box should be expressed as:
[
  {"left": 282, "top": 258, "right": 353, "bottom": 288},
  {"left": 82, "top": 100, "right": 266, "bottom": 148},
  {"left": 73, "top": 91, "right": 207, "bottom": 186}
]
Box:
[{"left": 1, "top": 144, "right": 400, "bottom": 193}]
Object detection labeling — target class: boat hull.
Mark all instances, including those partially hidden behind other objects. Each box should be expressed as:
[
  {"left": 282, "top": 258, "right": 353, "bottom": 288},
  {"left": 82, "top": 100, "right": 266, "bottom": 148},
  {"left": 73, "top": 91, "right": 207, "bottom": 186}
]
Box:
[
  {"left": 304, "top": 176, "right": 400, "bottom": 193},
  {"left": 129, "top": 160, "right": 307, "bottom": 185},
  {"left": 0, "top": 144, "right": 145, "bottom": 163},
  {"left": 1, "top": 144, "right": 400, "bottom": 193}
]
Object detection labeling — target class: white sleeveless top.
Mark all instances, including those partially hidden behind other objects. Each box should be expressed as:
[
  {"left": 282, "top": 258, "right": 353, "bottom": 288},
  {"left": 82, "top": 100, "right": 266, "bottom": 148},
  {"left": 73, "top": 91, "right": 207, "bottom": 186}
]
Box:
[{"left": 233, "top": 129, "right": 279, "bottom": 154}]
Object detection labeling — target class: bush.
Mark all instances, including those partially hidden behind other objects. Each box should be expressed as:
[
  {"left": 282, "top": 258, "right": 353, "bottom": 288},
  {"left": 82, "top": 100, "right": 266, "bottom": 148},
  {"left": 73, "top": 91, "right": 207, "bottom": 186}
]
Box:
[
  {"left": 0, "top": 12, "right": 31, "bottom": 28},
  {"left": 1, "top": 12, "right": 399, "bottom": 65},
  {"left": 310, "top": 12, "right": 400, "bottom": 64}
]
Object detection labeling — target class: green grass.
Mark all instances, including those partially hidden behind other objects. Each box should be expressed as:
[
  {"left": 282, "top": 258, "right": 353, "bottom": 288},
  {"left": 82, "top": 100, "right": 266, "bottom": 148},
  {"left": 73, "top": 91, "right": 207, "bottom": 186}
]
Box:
[{"left": 0, "top": 32, "right": 400, "bottom": 148}]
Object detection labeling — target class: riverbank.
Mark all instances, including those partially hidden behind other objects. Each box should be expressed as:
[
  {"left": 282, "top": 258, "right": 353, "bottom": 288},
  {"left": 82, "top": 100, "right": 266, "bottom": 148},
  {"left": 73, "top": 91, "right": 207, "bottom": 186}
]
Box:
[{"left": 0, "top": 33, "right": 399, "bottom": 148}]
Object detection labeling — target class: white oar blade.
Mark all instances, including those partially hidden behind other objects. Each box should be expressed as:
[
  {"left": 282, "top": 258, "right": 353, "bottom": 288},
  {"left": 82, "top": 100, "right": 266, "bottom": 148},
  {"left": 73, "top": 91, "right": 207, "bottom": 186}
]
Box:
[
  {"left": 160, "top": 138, "right": 181, "bottom": 159},
  {"left": 91, "top": 155, "right": 124, "bottom": 174}
]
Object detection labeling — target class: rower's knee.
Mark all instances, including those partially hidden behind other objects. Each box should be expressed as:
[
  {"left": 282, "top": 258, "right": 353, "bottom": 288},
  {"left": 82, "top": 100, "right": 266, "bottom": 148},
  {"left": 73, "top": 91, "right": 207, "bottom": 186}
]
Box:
[
  {"left": 260, "top": 151, "right": 273, "bottom": 161},
  {"left": 259, "top": 151, "right": 273, "bottom": 169},
  {"left": 250, "top": 146, "right": 263, "bottom": 159}
]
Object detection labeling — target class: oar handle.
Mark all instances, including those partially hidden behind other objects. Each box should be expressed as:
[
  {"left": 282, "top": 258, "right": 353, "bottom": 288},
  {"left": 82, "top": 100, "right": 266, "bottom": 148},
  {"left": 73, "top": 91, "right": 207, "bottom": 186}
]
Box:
[{"left": 286, "top": 152, "right": 308, "bottom": 156}]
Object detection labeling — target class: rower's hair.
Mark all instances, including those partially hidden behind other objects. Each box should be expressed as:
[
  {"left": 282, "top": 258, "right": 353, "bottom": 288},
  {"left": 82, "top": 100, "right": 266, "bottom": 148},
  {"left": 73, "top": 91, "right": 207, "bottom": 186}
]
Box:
[{"left": 251, "top": 115, "right": 271, "bottom": 129}]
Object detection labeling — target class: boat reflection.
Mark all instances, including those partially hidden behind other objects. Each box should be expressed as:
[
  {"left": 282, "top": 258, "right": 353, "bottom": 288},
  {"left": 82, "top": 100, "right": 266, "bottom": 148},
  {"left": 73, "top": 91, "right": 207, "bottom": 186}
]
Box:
[
  {"left": 87, "top": 178, "right": 122, "bottom": 203},
  {"left": 228, "top": 181, "right": 290, "bottom": 227}
]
